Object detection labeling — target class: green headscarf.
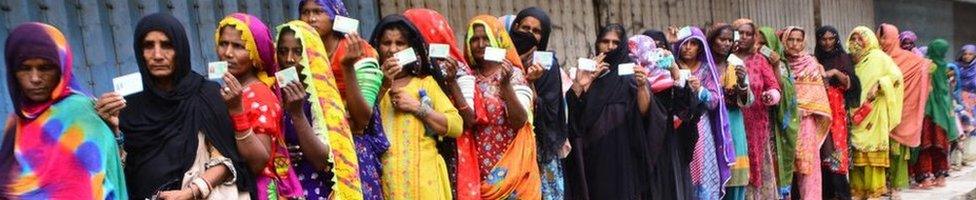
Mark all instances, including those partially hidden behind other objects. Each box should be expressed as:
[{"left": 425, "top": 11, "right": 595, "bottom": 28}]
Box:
[
  {"left": 760, "top": 26, "right": 799, "bottom": 192},
  {"left": 924, "top": 39, "right": 960, "bottom": 140}
]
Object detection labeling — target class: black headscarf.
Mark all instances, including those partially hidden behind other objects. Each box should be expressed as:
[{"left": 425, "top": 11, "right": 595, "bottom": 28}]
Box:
[
  {"left": 512, "top": 7, "right": 552, "bottom": 50},
  {"left": 642, "top": 29, "right": 669, "bottom": 49},
  {"left": 120, "top": 12, "right": 254, "bottom": 199},
  {"left": 815, "top": 26, "right": 861, "bottom": 107},
  {"left": 511, "top": 8, "right": 567, "bottom": 162},
  {"left": 369, "top": 14, "right": 445, "bottom": 88}
]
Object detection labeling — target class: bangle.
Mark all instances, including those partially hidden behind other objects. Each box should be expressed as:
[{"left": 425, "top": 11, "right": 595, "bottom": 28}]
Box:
[
  {"left": 414, "top": 104, "right": 431, "bottom": 118},
  {"left": 188, "top": 184, "right": 200, "bottom": 199},
  {"left": 192, "top": 177, "right": 212, "bottom": 199},
  {"left": 231, "top": 112, "right": 252, "bottom": 132},
  {"left": 457, "top": 105, "right": 469, "bottom": 111},
  {"left": 235, "top": 131, "right": 254, "bottom": 141}
]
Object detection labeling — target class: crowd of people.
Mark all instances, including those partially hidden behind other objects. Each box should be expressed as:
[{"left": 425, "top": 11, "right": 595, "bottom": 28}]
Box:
[{"left": 2, "top": 0, "right": 976, "bottom": 200}]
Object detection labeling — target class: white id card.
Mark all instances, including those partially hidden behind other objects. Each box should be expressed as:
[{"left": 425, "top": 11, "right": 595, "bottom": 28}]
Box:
[
  {"left": 429, "top": 43, "right": 450, "bottom": 59},
  {"left": 113, "top": 72, "right": 144, "bottom": 96},
  {"left": 484, "top": 47, "right": 507, "bottom": 62},
  {"left": 332, "top": 15, "right": 359, "bottom": 34},
  {"left": 394, "top": 48, "right": 418, "bottom": 67},
  {"left": 534, "top": 51, "right": 554, "bottom": 70},
  {"left": 577, "top": 58, "right": 597, "bottom": 71},
  {"left": 208, "top": 61, "right": 228, "bottom": 80},
  {"left": 617, "top": 63, "right": 636, "bottom": 76},
  {"left": 275, "top": 67, "right": 300, "bottom": 87}
]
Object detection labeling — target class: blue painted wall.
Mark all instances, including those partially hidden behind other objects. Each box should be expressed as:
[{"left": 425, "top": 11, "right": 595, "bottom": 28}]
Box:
[{"left": 0, "top": 0, "right": 379, "bottom": 115}]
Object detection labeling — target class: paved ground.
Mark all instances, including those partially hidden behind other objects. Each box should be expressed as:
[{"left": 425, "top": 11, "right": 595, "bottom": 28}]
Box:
[{"left": 899, "top": 164, "right": 976, "bottom": 200}]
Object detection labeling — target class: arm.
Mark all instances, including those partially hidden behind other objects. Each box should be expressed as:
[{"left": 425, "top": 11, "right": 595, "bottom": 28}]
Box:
[
  {"left": 421, "top": 78, "right": 464, "bottom": 137},
  {"left": 501, "top": 81, "right": 529, "bottom": 129},
  {"left": 339, "top": 36, "right": 377, "bottom": 134}
]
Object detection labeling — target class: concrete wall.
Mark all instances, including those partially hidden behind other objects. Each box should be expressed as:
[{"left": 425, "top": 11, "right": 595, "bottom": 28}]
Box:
[{"left": 875, "top": 0, "right": 957, "bottom": 55}]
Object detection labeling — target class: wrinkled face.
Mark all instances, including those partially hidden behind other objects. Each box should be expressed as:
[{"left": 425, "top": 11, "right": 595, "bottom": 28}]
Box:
[
  {"left": 680, "top": 40, "right": 702, "bottom": 61},
  {"left": 597, "top": 31, "right": 621, "bottom": 54},
  {"left": 15, "top": 58, "right": 60, "bottom": 103},
  {"left": 276, "top": 30, "right": 303, "bottom": 73},
  {"left": 469, "top": 25, "right": 490, "bottom": 66},
  {"left": 784, "top": 30, "right": 805, "bottom": 56},
  {"left": 377, "top": 27, "right": 411, "bottom": 62},
  {"left": 515, "top": 16, "right": 544, "bottom": 43},
  {"left": 735, "top": 24, "right": 756, "bottom": 51},
  {"left": 901, "top": 38, "right": 915, "bottom": 50},
  {"left": 819, "top": 31, "right": 838, "bottom": 52},
  {"left": 849, "top": 33, "right": 866, "bottom": 50},
  {"left": 712, "top": 29, "right": 734, "bottom": 55},
  {"left": 141, "top": 31, "right": 176, "bottom": 80},
  {"left": 299, "top": 1, "right": 333, "bottom": 37},
  {"left": 217, "top": 26, "right": 255, "bottom": 77}
]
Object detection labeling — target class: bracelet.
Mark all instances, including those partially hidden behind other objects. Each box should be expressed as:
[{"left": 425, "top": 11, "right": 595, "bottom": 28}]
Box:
[
  {"left": 457, "top": 105, "right": 470, "bottom": 111},
  {"left": 235, "top": 131, "right": 254, "bottom": 141},
  {"left": 231, "top": 112, "right": 252, "bottom": 132},
  {"left": 192, "top": 177, "right": 212, "bottom": 199},
  {"left": 188, "top": 184, "right": 200, "bottom": 199},
  {"left": 415, "top": 104, "right": 431, "bottom": 118}
]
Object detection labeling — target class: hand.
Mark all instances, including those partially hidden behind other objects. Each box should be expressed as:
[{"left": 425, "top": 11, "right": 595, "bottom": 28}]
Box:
[
  {"left": 220, "top": 72, "right": 244, "bottom": 114},
  {"left": 156, "top": 189, "right": 194, "bottom": 200},
  {"left": 280, "top": 81, "right": 308, "bottom": 114},
  {"left": 525, "top": 61, "right": 545, "bottom": 82},
  {"left": 735, "top": 65, "right": 748, "bottom": 85},
  {"left": 761, "top": 90, "right": 776, "bottom": 105},
  {"left": 340, "top": 33, "right": 365, "bottom": 67},
  {"left": 688, "top": 75, "right": 702, "bottom": 92},
  {"left": 440, "top": 56, "right": 461, "bottom": 81},
  {"left": 389, "top": 87, "right": 421, "bottom": 114},
  {"left": 866, "top": 83, "right": 880, "bottom": 101},
  {"left": 499, "top": 59, "right": 516, "bottom": 85},
  {"left": 558, "top": 139, "right": 572, "bottom": 159},
  {"left": 825, "top": 69, "right": 841, "bottom": 79},
  {"left": 634, "top": 65, "right": 648, "bottom": 88},
  {"left": 767, "top": 51, "right": 781, "bottom": 66},
  {"left": 381, "top": 56, "right": 402, "bottom": 81},
  {"left": 95, "top": 92, "right": 126, "bottom": 131},
  {"left": 666, "top": 26, "right": 679, "bottom": 44}
]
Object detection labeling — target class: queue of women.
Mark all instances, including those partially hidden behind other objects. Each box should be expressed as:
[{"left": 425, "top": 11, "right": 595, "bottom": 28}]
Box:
[{"left": 2, "top": 0, "right": 974, "bottom": 200}]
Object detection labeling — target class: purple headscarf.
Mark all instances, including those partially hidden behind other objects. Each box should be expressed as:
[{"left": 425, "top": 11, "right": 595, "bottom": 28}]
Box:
[
  {"left": 628, "top": 35, "right": 674, "bottom": 93},
  {"left": 672, "top": 26, "right": 735, "bottom": 186},
  {"left": 900, "top": 30, "right": 924, "bottom": 56},
  {"left": 302, "top": 0, "right": 348, "bottom": 19},
  {"left": 956, "top": 44, "right": 976, "bottom": 92}
]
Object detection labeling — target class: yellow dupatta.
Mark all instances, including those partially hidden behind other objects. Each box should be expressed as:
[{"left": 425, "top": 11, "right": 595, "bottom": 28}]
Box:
[
  {"left": 274, "top": 20, "right": 364, "bottom": 200},
  {"left": 847, "top": 26, "right": 904, "bottom": 153}
]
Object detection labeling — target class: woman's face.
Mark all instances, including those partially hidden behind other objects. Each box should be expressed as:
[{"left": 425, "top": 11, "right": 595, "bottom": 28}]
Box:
[
  {"left": 377, "top": 27, "right": 410, "bottom": 62},
  {"left": 680, "top": 40, "right": 702, "bottom": 61},
  {"left": 468, "top": 25, "right": 490, "bottom": 66},
  {"left": 515, "top": 16, "right": 544, "bottom": 42},
  {"left": 901, "top": 39, "right": 915, "bottom": 51},
  {"left": 597, "top": 31, "right": 621, "bottom": 54},
  {"left": 217, "top": 26, "right": 255, "bottom": 77},
  {"left": 712, "top": 29, "right": 734, "bottom": 55},
  {"left": 299, "top": 1, "right": 333, "bottom": 37},
  {"left": 276, "top": 31, "right": 303, "bottom": 73},
  {"left": 141, "top": 31, "right": 176, "bottom": 80},
  {"left": 14, "top": 58, "right": 60, "bottom": 103},
  {"left": 735, "top": 24, "right": 756, "bottom": 51},
  {"left": 784, "top": 30, "right": 805, "bottom": 56},
  {"left": 818, "top": 31, "right": 838, "bottom": 52},
  {"left": 963, "top": 51, "right": 976, "bottom": 63}
]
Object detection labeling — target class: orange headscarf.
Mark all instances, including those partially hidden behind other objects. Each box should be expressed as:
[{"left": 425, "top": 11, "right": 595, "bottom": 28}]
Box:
[{"left": 879, "top": 23, "right": 931, "bottom": 147}]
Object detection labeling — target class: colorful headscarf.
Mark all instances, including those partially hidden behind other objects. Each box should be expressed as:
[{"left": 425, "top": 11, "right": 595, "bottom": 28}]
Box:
[
  {"left": 880, "top": 23, "right": 931, "bottom": 147},
  {"left": 628, "top": 35, "right": 675, "bottom": 93},
  {"left": 301, "top": 0, "right": 348, "bottom": 19},
  {"left": 672, "top": 26, "right": 735, "bottom": 187},
  {"left": 925, "top": 39, "right": 960, "bottom": 140},
  {"left": 3, "top": 23, "right": 83, "bottom": 119},
  {"left": 1, "top": 22, "right": 127, "bottom": 200},
  {"left": 780, "top": 26, "right": 832, "bottom": 175},
  {"left": 216, "top": 13, "right": 278, "bottom": 87},
  {"left": 403, "top": 8, "right": 468, "bottom": 66},
  {"left": 274, "top": 20, "right": 363, "bottom": 200},
  {"left": 846, "top": 26, "right": 904, "bottom": 152},
  {"left": 899, "top": 31, "right": 924, "bottom": 55},
  {"left": 464, "top": 15, "right": 524, "bottom": 70}
]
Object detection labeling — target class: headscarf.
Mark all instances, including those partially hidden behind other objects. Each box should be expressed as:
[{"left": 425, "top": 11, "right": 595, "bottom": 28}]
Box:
[
  {"left": 300, "top": 0, "right": 347, "bottom": 19},
  {"left": 880, "top": 23, "right": 931, "bottom": 147},
  {"left": 216, "top": 13, "right": 278, "bottom": 87},
  {"left": 274, "top": 20, "right": 364, "bottom": 199},
  {"left": 955, "top": 44, "right": 976, "bottom": 93},
  {"left": 815, "top": 26, "right": 862, "bottom": 107},
  {"left": 642, "top": 29, "right": 669, "bottom": 49},
  {"left": 759, "top": 26, "right": 784, "bottom": 56},
  {"left": 513, "top": 7, "right": 553, "bottom": 50},
  {"left": 846, "top": 26, "right": 904, "bottom": 152},
  {"left": 403, "top": 8, "right": 468, "bottom": 66},
  {"left": 4, "top": 23, "right": 83, "bottom": 119},
  {"left": 464, "top": 15, "right": 524, "bottom": 70},
  {"left": 1, "top": 22, "right": 127, "bottom": 200},
  {"left": 781, "top": 26, "right": 832, "bottom": 174},
  {"left": 672, "top": 26, "right": 735, "bottom": 186},
  {"left": 120, "top": 13, "right": 254, "bottom": 199},
  {"left": 628, "top": 35, "right": 674, "bottom": 93},
  {"left": 924, "top": 39, "right": 960, "bottom": 140},
  {"left": 498, "top": 15, "right": 517, "bottom": 32},
  {"left": 899, "top": 31, "right": 924, "bottom": 55},
  {"left": 369, "top": 14, "right": 443, "bottom": 85}
]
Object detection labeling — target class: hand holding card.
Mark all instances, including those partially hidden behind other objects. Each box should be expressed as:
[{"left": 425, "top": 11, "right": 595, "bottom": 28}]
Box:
[
  {"left": 332, "top": 16, "right": 359, "bottom": 34},
  {"left": 113, "top": 72, "right": 144, "bottom": 96},
  {"left": 677, "top": 69, "right": 691, "bottom": 88},
  {"left": 534, "top": 51, "right": 554, "bottom": 70},
  {"left": 394, "top": 48, "right": 418, "bottom": 67},
  {"left": 577, "top": 58, "right": 597, "bottom": 71},
  {"left": 617, "top": 63, "right": 636, "bottom": 76},
  {"left": 208, "top": 61, "right": 228, "bottom": 80},
  {"left": 275, "top": 67, "right": 300, "bottom": 87}
]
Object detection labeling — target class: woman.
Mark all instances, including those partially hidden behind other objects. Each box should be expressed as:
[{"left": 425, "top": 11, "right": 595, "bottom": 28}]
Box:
[
  {"left": 456, "top": 14, "right": 540, "bottom": 199},
  {"left": 899, "top": 31, "right": 924, "bottom": 56},
  {"left": 215, "top": 13, "right": 304, "bottom": 199},
  {"left": 708, "top": 23, "right": 754, "bottom": 200},
  {"left": 814, "top": 25, "right": 859, "bottom": 200},
  {"left": 781, "top": 26, "right": 833, "bottom": 200},
  {"left": 2, "top": 22, "right": 127, "bottom": 199},
  {"left": 369, "top": 14, "right": 463, "bottom": 199},
  {"left": 758, "top": 26, "right": 799, "bottom": 198},
  {"left": 299, "top": 1, "right": 389, "bottom": 199},
  {"left": 510, "top": 7, "right": 569, "bottom": 199},
  {"left": 274, "top": 20, "right": 356, "bottom": 200},
  {"left": 913, "top": 39, "right": 958, "bottom": 189},
  {"left": 102, "top": 13, "right": 254, "bottom": 199},
  {"left": 847, "top": 26, "right": 904, "bottom": 199},
  {"left": 564, "top": 23, "right": 664, "bottom": 199},
  {"left": 952, "top": 44, "right": 976, "bottom": 168},
  {"left": 732, "top": 19, "right": 781, "bottom": 199},
  {"left": 631, "top": 34, "right": 703, "bottom": 200},
  {"left": 880, "top": 23, "right": 932, "bottom": 192}
]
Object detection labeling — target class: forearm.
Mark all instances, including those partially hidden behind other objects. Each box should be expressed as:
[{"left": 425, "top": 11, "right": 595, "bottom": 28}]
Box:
[
  {"left": 235, "top": 132, "right": 271, "bottom": 173},
  {"left": 501, "top": 83, "right": 528, "bottom": 129},
  {"left": 637, "top": 85, "right": 651, "bottom": 115},
  {"left": 342, "top": 67, "right": 374, "bottom": 134},
  {"left": 289, "top": 112, "right": 331, "bottom": 170},
  {"left": 447, "top": 83, "right": 476, "bottom": 128}
]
